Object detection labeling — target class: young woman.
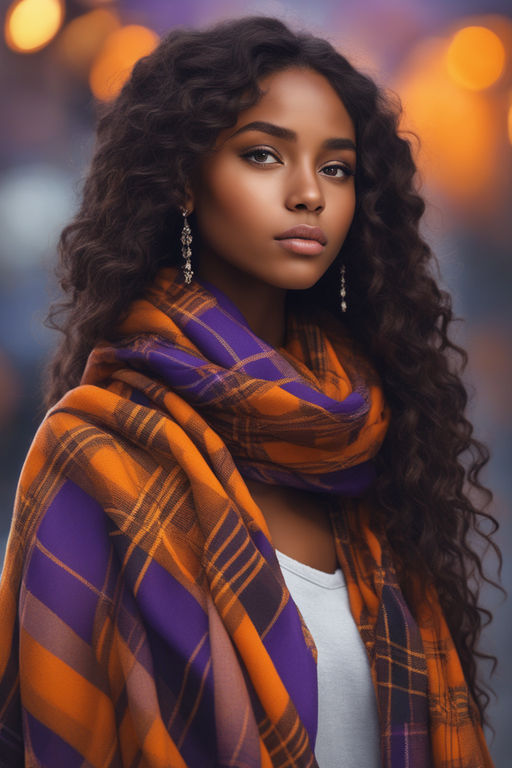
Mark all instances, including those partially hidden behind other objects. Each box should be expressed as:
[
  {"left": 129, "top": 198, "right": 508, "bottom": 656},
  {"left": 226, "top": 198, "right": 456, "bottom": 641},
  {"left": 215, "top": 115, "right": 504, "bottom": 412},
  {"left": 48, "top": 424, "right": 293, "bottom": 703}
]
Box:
[{"left": 0, "top": 15, "right": 499, "bottom": 768}]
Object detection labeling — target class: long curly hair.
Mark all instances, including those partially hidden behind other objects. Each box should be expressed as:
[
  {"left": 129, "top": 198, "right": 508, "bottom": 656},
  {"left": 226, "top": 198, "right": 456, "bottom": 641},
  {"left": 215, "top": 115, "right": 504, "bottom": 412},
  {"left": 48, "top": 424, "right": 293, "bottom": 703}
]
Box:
[{"left": 44, "top": 15, "right": 501, "bottom": 722}]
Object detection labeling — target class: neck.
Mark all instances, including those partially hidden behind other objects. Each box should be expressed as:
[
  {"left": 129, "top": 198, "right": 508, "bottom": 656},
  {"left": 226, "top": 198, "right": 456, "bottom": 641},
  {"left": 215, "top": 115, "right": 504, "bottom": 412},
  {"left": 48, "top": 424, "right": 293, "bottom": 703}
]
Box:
[{"left": 196, "top": 256, "right": 287, "bottom": 348}]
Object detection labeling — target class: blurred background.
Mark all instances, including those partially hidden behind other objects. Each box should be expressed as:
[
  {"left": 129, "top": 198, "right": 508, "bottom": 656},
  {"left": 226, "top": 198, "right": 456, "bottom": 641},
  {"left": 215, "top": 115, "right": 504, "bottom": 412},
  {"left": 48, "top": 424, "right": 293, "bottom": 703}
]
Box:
[{"left": 0, "top": 0, "right": 510, "bottom": 762}]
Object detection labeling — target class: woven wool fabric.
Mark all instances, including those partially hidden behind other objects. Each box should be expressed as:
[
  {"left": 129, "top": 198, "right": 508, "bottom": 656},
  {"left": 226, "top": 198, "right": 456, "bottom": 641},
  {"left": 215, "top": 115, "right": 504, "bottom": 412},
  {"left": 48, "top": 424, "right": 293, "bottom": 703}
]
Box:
[{"left": 0, "top": 267, "right": 493, "bottom": 767}]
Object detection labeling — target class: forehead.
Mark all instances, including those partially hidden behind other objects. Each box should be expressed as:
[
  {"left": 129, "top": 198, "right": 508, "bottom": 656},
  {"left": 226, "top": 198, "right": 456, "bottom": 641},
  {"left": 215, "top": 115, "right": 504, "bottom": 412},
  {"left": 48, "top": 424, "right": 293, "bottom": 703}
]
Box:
[{"left": 218, "top": 67, "right": 355, "bottom": 145}]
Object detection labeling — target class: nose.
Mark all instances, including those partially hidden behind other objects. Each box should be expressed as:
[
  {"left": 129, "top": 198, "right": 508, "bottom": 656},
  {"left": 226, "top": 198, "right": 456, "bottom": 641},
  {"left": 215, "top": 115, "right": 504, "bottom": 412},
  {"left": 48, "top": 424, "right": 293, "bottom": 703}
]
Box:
[{"left": 284, "top": 163, "right": 325, "bottom": 213}]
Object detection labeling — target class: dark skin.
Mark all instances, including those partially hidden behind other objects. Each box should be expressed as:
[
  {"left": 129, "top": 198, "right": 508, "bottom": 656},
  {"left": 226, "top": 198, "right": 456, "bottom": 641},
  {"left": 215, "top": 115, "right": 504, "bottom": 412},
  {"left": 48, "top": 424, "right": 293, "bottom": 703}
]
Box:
[{"left": 185, "top": 68, "right": 357, "bottom": 572}]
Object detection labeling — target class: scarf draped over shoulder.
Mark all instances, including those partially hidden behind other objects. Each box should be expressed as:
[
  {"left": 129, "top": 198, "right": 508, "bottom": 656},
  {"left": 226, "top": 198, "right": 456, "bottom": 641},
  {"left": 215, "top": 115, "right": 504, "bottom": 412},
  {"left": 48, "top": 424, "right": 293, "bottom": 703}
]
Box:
[{"left": 0, "top": 267, "right": 492, "bottom": 768}]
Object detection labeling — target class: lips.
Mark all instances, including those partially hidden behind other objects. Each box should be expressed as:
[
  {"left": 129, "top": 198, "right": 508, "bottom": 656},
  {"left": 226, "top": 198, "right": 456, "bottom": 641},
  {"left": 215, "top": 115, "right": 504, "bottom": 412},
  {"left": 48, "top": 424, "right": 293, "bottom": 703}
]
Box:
[{"left": 274, "top": 225, "right": 327, "bottom": 245}]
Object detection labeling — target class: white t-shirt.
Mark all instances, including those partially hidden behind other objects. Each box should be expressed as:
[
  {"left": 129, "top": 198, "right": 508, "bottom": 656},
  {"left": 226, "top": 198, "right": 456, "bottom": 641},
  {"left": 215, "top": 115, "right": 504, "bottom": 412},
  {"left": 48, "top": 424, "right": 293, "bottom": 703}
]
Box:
[{"left": 275, "top": 548, "right": 381, "bottom": 768}]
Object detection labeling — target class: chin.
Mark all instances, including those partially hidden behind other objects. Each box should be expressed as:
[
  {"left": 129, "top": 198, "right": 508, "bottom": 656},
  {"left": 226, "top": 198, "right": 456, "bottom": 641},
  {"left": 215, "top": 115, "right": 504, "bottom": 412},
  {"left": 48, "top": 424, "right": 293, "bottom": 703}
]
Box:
[{"left": 272, "top": 267, "right": 329, "bottom": 291}]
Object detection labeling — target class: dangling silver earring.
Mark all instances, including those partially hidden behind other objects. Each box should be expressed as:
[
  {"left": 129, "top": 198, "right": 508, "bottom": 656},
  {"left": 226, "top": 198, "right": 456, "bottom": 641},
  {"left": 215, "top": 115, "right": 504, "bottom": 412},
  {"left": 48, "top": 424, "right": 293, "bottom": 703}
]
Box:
[
  {"left": 180, "top": 207, "right": 193, "bottom": 284},
  {"left": 340, "top": 263, "right": 347, "bottom": 312}
]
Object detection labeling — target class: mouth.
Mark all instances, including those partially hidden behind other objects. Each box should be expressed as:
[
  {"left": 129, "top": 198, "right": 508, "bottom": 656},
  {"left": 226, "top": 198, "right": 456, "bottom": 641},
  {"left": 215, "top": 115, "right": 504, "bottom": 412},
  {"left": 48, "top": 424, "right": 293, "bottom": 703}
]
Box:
[
  {"left": 274, "top": 237, "right": 325, "bottom": 256},
  {"left": 274, "top": 225, "right": 328, "bottom": 245}
]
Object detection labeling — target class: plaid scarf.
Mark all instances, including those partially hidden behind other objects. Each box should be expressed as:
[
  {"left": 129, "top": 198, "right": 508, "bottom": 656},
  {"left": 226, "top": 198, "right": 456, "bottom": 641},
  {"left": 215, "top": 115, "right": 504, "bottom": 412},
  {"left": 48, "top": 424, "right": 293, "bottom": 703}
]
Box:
[{"left": 0, "top": 267, "right": 492, "bottom": 767}]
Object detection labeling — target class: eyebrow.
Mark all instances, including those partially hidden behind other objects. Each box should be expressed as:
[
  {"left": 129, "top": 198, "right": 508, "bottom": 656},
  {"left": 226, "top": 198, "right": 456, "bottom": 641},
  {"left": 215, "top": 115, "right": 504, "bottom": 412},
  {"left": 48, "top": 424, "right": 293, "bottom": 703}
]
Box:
[{"left": 228, "top": 120, "right": 356, "bottom": 151}]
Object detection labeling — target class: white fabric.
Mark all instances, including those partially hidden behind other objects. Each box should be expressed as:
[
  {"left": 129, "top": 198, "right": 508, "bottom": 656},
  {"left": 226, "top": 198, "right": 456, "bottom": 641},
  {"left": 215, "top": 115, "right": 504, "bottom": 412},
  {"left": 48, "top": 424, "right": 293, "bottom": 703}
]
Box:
[{"left": 275, "top": 548, "right": 381, "bottom": 768}]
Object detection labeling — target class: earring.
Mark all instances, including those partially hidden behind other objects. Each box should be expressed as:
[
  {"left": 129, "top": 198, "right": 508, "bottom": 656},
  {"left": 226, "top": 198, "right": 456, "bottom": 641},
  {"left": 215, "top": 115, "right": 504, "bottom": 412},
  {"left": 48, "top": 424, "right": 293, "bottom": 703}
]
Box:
[
  {"left": 340, "top": 263, "right": 347, "bottom": 313},
  {"left": 180, "top": 207, "right": 193, "bottom": 284}
]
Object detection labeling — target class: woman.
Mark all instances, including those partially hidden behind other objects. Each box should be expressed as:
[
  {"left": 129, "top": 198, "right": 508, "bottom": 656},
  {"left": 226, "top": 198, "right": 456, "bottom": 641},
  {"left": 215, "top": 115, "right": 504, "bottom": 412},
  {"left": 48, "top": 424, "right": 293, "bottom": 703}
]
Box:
[{"left": 0, "top": 15, "right": 499, "bottom": 768}]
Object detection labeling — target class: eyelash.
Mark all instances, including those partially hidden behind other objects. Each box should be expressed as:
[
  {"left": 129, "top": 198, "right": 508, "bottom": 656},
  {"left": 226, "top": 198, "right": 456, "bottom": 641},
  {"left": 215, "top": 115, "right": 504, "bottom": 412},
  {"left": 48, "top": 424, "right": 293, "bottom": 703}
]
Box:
[{"left": 240, "top": 147, "right": 355, "bottom": 179}]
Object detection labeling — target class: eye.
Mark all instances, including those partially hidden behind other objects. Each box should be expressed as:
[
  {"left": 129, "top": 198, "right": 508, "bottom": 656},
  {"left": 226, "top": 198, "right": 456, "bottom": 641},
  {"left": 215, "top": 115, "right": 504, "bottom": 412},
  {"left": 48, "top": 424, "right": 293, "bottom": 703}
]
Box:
[
  {"left": 321, "top": 164, "right": 354, "bottom": 179},
  {"left": 240, "top": 149, "right": 355, "bottom": 177},
  {"left": 241, "top": 147, "right": 280, "bottom": 165}
]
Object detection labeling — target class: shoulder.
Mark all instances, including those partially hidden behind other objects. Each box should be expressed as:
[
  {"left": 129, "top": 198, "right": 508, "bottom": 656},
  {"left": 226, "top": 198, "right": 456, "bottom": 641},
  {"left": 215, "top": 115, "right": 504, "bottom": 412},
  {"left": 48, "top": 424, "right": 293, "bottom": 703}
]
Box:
[
  {"left": 21, "top": 477, "right": 113, "bottom": 625},
  {"left": 10, "top": 384, "right": 152, "bottom": 561}
]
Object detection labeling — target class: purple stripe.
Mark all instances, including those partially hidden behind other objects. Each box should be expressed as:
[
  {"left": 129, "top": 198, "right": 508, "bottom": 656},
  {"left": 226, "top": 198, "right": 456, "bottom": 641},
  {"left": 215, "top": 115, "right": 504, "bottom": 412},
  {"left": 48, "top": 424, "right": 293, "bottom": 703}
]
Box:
[
  {"left": 116, "top": 277, "right": 373, "bottom": 444},
  {"left": 24, "top": 483, "right": 110, "bottom": 646},
  {"left": 238, "top": 458, "right": 376, "bottom": 495},
  {"left": 136, "top": 558, "right": 209, "bottom": 662},
  {"left": 25, "top": 545, "right": 99, "bottom": 645},
  {"left": 249, "top": 528, "right": 318, "bottom": 747},
  {"left": 144, "top": 350, "right": 210, "bottom": 390},
  {"left": 136, "top": 559, "right": 218, "bottom": 766},
  {"left": 193, "top": 306, "right": 266, "bottom": 364},
  {"left": 117, "top": 345, "right": 205, "bottom": 379},
  {"left": 242, "top": 356, "right": 294, "bottom": 379},
  {"left": 117, "top": 325, "right": 367, "bottom": 430},
  {"left": 25, "top": 707, "right": 90, "bottom": 766},
  {"left": 263, "top": 594, "right": 318, "bottom": 749},
  {"left": 36, "top": 480, "right": 111, "bottom": 591},
  {"left": 249, "top": 526, "right": 276, "bottom": 563},
  {"left": 281, "top": 380, "right": 365, "bottom": 413},
  {"left": 167, "top": 277, "right": 319, "bottom": 382},
  {"left": 193, "top": 276, "right": 249, "bottom": 325},
  {"left": 146, "top": 344, "right": 204, "bottom": 370},
  {"left": 130, "top": 339, "right": 365, "bottom": 420},
  {"left": 162, "top": 365, "right": 209, "bottom": 389},
  {"left": 145, "top": 624, "right": 217, "bottom": 768},
  {"left": 129, "top": 387, "right": 152, "bottom": 407},
  {"left": 390, "top": 727, "right": 430, "bottom": 768}
]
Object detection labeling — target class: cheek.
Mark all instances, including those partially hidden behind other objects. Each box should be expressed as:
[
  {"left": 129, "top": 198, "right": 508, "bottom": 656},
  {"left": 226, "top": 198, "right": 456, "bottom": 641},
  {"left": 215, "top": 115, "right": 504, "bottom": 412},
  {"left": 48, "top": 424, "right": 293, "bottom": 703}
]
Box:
[
  {"left": 336, "top": 188, "right": 356, "bottom": 229},
  {"left": 322, "top": 182, "right": 354, "bottom": 226},
  {"left": 199, "top": 162, "right": 275, "bottom": 230},
  {"left": 193, "top": 172, "right": 265, "bottom": 262},
  {"left": 347, "top": 195, "right": 356, "bottom": 228}
]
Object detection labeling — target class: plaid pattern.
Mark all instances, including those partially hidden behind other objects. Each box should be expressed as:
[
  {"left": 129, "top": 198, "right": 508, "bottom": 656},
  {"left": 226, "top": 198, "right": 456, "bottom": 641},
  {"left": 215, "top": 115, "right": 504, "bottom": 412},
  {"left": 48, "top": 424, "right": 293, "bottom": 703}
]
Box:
[
  {"left": 332, "top": 500, "right": 493, "bottom": 768},
  {"left": 0, "top": 267, "right": 492, "bottom": 767}
]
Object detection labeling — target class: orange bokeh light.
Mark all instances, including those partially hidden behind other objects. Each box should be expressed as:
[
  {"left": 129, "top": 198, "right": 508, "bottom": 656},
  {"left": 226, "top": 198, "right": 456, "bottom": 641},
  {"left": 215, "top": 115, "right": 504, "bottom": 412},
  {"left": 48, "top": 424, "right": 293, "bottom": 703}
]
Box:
[
  {"left": 89, "top": 25, "right": 159, "bottom": 102},
  {"left": 5, "top": 0, "right": 64, "bottom": 54},
  {"left": 395, "top": 37, "right": 499, "bottom": 206},
  {"left": 446, "top": 25, "right": 506, "bottom": 91},
  {"left": 56, "top": 9, "right": 120, "bottom": 77}
]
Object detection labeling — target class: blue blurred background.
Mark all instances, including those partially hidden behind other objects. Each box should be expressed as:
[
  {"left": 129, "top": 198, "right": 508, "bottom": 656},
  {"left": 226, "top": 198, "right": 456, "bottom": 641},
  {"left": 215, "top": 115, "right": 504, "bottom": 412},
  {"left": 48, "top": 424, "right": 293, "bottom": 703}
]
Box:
[{"left": 0, "top": 0, "right": 510, "bottom": 762}]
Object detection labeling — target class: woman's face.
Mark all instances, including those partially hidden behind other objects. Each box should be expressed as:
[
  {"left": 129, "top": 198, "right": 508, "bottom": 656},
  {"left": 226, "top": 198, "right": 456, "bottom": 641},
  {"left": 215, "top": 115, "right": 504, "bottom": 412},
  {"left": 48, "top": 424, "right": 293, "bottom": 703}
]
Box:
[{"left": 188, "top": 66, "right": 356, "bottom": 293}]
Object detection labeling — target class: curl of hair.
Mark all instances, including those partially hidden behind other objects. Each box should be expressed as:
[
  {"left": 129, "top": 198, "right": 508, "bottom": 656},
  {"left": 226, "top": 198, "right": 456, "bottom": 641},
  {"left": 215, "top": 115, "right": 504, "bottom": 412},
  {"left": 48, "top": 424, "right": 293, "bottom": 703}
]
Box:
[{"left": 44, "top": 15, "right": 501, "bottom": 723}]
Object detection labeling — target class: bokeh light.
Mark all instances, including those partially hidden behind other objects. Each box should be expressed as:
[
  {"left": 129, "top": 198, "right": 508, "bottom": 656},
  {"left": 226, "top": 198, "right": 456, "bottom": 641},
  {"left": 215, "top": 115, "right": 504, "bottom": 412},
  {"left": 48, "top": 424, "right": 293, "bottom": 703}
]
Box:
[
  {"left": 4, "top": 0, "right": 64, "bottom": 54},
  {"left": 396, "top": 36, "right": 500, "bottom": 209},
  {"left": 0, "top": 164, "right": 76, "bottom": 268},
  {"left": 55, "top": 8, "right": 120, "bottom": 77},
  {"left": 446, "top": 25, "right": 506, "bottom": 91},
  {"left": 89, "top": 24, "right": 159, "bottom": 101}
]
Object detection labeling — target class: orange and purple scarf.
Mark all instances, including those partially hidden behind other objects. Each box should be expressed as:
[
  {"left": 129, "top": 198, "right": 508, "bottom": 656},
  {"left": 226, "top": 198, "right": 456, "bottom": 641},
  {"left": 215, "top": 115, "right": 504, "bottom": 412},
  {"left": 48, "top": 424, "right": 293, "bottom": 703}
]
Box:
[{"left": 0, "top": 267, "right": 492, "bottom": 767}]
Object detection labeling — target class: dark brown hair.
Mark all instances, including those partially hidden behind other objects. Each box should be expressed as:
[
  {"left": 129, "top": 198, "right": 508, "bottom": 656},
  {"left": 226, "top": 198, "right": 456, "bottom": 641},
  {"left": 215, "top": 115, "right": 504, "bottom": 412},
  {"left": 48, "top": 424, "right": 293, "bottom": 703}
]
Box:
[{"left": 44, "top": 14, "right": 501, "bottom": 721}]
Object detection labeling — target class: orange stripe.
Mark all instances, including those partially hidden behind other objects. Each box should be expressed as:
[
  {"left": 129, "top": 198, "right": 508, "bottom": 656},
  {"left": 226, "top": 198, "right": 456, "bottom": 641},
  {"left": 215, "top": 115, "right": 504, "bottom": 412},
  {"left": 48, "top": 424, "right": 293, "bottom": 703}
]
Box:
[
  {"left": 106, "top": 623, "right": 125, "bottom": 702},
  {"left": 142, "top": 718, "right": 188, "bottom": 768},
  {"left": 259, "top": 737, "right": 274, "bottom": 768},
  {"left": 111, "top": 626, "right": 189, "bottom": 768},
  {"left": 90, "top": 446, "right": 143, "bottom": 501},
  {"left": 20, "top": 628, "right": 117, "bottom": 767},
  {"left": 118, "top": 709, "right": 140, "bottom": 766},
  {"left": 232, "top": 614, "right": 289, "bottom": 724},
  {"left": 0, "top": 553, "right": 17, "bottom": 679}
]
